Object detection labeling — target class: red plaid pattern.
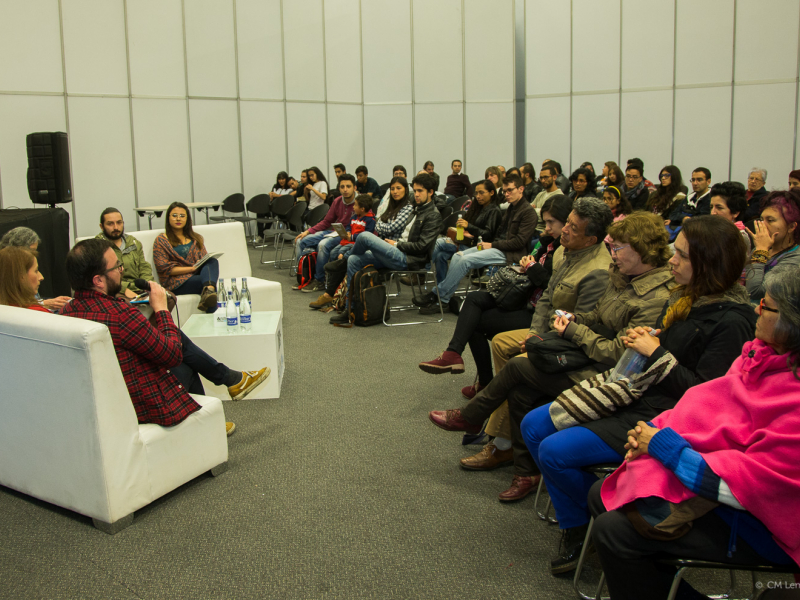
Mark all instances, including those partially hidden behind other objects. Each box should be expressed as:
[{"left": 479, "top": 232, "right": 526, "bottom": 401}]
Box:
[{"left": 61, "top": 291, "right": 201, "bottom": 426}]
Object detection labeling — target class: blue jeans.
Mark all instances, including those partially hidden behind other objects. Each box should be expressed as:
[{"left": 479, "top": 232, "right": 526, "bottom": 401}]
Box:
[
  {"left": 297, "top": 229, "right": 333, "bottom": 264},
  {"left": 345, "top": 232, "right": 407, "bottom": 309},
  {"left": 172, "top": 330, "right": 238, "bottom": 394},
  {"left": 314, "top": 234, "right": 343, "bottom": 282},
  {"left": 431, "top": 237, "right": 469, "bottom": 286},
  {"left": 172, "top": 258, "right": 220, "bottom": 312},
  {"left": 521, "top": 403, "right": 621, "bottom": 529},
  {"left": 432, "top": 246, "right": 506, "bottom": 303}
]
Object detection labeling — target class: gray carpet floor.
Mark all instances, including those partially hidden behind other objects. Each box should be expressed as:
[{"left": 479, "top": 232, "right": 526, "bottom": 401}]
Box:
[{"left": 0, "top": 247, "right": 781, "bottom": 599}]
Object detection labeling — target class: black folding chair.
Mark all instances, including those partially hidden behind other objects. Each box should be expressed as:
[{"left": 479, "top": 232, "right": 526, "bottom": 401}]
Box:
[
  {"left": 209, "top": 193, "right": 245, "bottom": 225},
  {"left": 262, "top": 201, "right": 307, "bottom": 269},
  {"left": 305, "top": 204, "right": 330, "bottom": 229}
]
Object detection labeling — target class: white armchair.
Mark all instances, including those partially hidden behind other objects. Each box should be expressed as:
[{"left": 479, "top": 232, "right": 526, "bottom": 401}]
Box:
[{"left": 0, "top": 306, "right": 228, "bottom": 534}]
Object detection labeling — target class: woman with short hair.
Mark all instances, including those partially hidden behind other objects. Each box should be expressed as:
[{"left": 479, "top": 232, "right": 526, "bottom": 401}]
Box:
[
  {"left": 568, "top": 167, "right": 597, "bottom": 200},
  {"left": 521, "top": 215, "right": 756, "bottom": 575},
  {"left": 746, "top": 188, "right": 800, "bottom": 301},
  {"left": 152, "top": 202, "right": 219, "bottom": 312},
  {"left": 590, "top": 264, "right": 800, "bottom": 599},
  {"left": 0, "top": 226, "right": 40, "bottom": 250},
  {"left": 0, "top": 247, "right": 49, "bottom": 313},
  {"left": 709, "top": 181, "right": 752, "bottom": 255}
]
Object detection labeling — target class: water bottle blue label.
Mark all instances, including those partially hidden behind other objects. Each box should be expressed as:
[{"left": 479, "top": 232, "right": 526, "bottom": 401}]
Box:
[
  {"left": 241, "top": 314, "right": 251, "bottom": 324},
  {"left": 227, "top": 317, "right": 237, "bottom": 326}
]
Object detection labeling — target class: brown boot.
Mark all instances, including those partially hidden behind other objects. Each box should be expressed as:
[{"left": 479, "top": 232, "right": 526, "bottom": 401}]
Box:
[
  {"left": 460, "top": 443, "right": 513, "bottom": 471},
  {"left": 309, "top": 293, "right": 333, "bottom": 309}
]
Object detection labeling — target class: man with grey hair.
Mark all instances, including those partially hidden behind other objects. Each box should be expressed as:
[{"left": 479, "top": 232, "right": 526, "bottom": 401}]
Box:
[
  {"left": 744, "top": 167, "right": 769, "bottom": 222},
  {"left": 0, "top": 226, "right": 71, "bottom": 311}
]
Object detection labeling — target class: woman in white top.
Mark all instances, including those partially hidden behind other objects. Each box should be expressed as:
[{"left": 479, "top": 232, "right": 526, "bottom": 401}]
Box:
[
  {"left": 305, "top": 167, "right": 329, "bottom": 210},
  {"left": 269, "top": 171, "right": 293, "bottom": 199}
]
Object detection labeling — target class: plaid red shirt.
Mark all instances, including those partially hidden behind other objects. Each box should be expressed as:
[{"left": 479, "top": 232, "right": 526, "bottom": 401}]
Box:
[{"left": 61, "top": 290, "right": 201, "bottom": 426}]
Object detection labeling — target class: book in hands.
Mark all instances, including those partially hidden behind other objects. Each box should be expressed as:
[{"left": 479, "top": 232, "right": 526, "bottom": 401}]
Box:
[
  {"left": 194, "top": 252, "right": 224, "bottom": 269},
  {"left": 331, "top": 223, "right": 348, "bottom": 238}
]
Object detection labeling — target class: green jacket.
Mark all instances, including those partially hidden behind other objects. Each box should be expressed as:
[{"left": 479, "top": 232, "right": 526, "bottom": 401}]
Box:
[
  {"left": 95, "top": 232, "right": 153, "bottom": 293},
  {"left": 529, "top": 242, "right": 612, "bottom": 336},
  {"left": 562, "top": 263, "right": 674, "bottom": 375}
]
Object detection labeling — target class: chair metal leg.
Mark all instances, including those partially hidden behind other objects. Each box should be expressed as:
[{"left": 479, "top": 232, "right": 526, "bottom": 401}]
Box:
[
  {"left": 382, "top": 269, "right": 444, "bottom": 326},
  {"left": 573, "top": 516, "right": 610, "bottom": 600},
  {"left": 533, "top": 478, "right": 559, "bottom": 523}
]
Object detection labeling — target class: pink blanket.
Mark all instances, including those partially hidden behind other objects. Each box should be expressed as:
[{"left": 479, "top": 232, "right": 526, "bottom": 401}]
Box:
[{"left": 601, "top": 339, "right": 800, "bottom": 564}]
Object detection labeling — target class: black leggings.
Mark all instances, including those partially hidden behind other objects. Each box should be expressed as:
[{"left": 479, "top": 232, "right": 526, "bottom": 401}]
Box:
[{"left": 446, "top": 291, "right": 532, "bottom": 386}]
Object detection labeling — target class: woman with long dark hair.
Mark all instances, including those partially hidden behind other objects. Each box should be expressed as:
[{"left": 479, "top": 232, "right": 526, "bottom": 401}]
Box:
[
  {"left": 304, "top": 166, "right": 329, "bottom": 210},
  {"left": 374, "top": 176, "right": 413, "bottom": 235},
  {"left": 269, "top": 171, "right": 292, "bottom": 200},
  {"left": 646, "top": 165, "right": 686, "bottom": 220},
  {"left": 152, "top": 201, "right": 219, "bottom": 312}
]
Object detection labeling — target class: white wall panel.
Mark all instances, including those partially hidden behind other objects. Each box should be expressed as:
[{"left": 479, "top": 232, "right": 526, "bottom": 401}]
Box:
[
  {"left": 412, "top": 0, "right": 463, "bottom": 103},
  {"left": 731, "top": 83, "right": 796, "bottom": 187},
  {"left": 127, "top": 0, "right": 185, "bottom": 97},
  {"left": 621, "top": 0, "right": 674, "bottom": 89},
  {"left": 466, "top": 102, "right": 514, "bottom": 177},
  {"left": 67, "top": 97, "right": 136, "bottom": 238},
  {"left": 236, "top": 0, "right": 284, "bottom": 101},
  {"left": 324, "top": 0, "right": 362, "bottom": 104},
  {"left": 414, "top": 103, "right": 464, "bottom": 180},
  {"left": 285, "top": 102, "right": 328, "bottom": 178},
  {"left": 572, "top": 0, "right": 620, "bottom": 93},
  {"left": 673, "top": 86, "right": 732, "bottom": 184},
  {"left": 240, "top": 101, "right": 287, "bottom": 199},
  {"left": 735, "top": 0, "right": 800, "bottom": 82},
  {"left": 361, "top": 0, "right": 412, "bottom": 104},
  {"left": 526, "top": 96, "right": 570, "bottom": 171},
  {"left": 525, "top": 0, "right": 570, "bottom": 96},
  {"left": 0, "top": 96, "right": 66, "bottom": 209},
  {"left": 188, "top": 99, "right": 241, "bottom": 203},
  {"left": 675, "top": 0, "right": 734, "bottom": 86},
  {"left": 327, "top": 104, "right": 364, "bottom": 178},
  {"left": 61, "top": 0, "right": 129, "bottom": 95},
  {"left": 465, "top": 0, "right": 514, "bottom": 102},
  {"left": 283, "top": 0, "right": 325, "bottom": 102},
  {"left": 619, "top": 90, "right": 673, "bottom": 178},
  {"left": 0, "top": 0, "right": 63, "bottom": 93},
  {"left": 184, "top": 0, "right": 237, "bottom": 98},
  {"left": 572, "top": 93, "right": 620, "bottom": 175},
  {"left": 131, "top": 99, "right": 192, "bottom": 223},
  {"left": 363, "top": 105, "right": 414, "bottom": 182}
]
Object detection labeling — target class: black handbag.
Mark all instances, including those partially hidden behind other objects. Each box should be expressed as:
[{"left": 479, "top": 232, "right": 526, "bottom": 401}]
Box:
[
  {"left": 487, "top": 266, "right": 533, "bottom": 311},
  {"left": 525, "top": 330, "right": 595, "bottom": 374}
]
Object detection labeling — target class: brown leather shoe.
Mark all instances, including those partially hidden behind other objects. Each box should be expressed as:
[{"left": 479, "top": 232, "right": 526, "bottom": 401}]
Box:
[
  {"left": 309, "top": 292, "right": 333, "bottom": 309},
  {"left": 498, "top": 474, "right": 540, "bottom": 502},
  {"left": 428, "top": 409, "right": 482, "bottom": 434},
  {"left": 460, "top": 443, "right": 513, "bottom": 471}
]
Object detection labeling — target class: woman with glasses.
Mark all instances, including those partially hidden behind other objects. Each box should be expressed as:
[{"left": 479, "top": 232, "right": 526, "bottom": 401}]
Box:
[
  {"left": 746, "top": 188, "right": 800, "bottom": 302},
  {"left": 519, "top": 215, "right": 756, "bottom": 575},
  {"left": 153, "top": 202, "right": 219, "bottom": 313},
  {"left": 0, "top": 246, "right": 50, "bottom": 313},
  {"left": 590, "top": 265, "right": 800, "bottom": 600},
  {"left": 646, "top": 165, "right": 686, "bottom": 221}
]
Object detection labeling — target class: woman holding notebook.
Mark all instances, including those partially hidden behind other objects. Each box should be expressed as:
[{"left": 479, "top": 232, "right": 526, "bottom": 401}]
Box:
[{"left": 153, "top": 201, "right": 219, "bottom": 312}]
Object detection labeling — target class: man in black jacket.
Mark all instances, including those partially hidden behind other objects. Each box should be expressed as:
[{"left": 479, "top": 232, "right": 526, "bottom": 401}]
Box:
[{"left": 330, "top": 173, "right": 443, "bottom": 325}]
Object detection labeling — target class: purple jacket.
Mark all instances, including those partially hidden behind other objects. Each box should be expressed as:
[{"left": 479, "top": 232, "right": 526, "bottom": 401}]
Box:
[{"left": 307, "top": 196, "right": 355, "bottom": 234}]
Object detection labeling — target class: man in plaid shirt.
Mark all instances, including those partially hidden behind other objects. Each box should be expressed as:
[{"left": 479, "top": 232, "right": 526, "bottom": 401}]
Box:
[{"left": 62, "top": 239, "right": 269, "bottom": 433}]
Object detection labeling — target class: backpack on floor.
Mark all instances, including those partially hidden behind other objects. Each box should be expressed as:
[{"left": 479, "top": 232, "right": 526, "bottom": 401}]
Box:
[
  {"left": 348, "top": 264, "right": 386, "bottom": 327},
  {"left": 296, "top": 251, "right": 317, "bottom": 289}
]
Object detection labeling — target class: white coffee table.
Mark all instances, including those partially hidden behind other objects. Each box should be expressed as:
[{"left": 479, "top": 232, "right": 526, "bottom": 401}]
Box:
[{"left": 181, "top": 311, "right": 284, "bottom": 400}]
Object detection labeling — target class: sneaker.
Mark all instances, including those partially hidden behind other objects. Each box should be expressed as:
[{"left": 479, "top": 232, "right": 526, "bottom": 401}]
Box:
[
  {"left": 198, "top": 287, "right": 217, "bottom": 311},
  {"left": 461, "top": 382, "right": 485, "bottom": 400},
  {"left": 226, "top": 421, "right": 236, "bottom": 436},
  {"left": 301, "top": 279, "right": 325, "bottom": 293},
  {"left": 330, "top": 311, "right": 351, "bottom": 326},
  {"left": 419, "top": 301, "right": 448, "bottom": 316},
  {"left": 228, "top": 367, "right": 270, "bottom": 400},
  {"left": 412, "top": 291, "right": 437, "bottom": 307},
  {"left": 309, "top": 293, "right": 334, "bottom": 309},
  {"left": 418, "top": 350, "right": 465, "bottom": 374}
]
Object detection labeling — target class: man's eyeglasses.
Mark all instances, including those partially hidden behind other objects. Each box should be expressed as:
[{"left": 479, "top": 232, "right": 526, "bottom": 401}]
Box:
[
  {"left": 690, "top": 177, "right": 706, "bottom": 183},
  {"left": 104, "top": 261, "right": 123, "bottom": 274},
  {"left": 625, "top": 174, "right": 641, "bottom": 180},
  {"left": 759, "top": 298, "right": 779, "bottom": 313}
]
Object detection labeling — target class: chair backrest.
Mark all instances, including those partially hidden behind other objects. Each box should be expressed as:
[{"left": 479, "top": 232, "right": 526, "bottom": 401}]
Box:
[
  {"left": 442, "top": 213, "right": 460, "bottom": 230},
  {"left": 286, "top": 202, "right": 308, "bottom": 232},
  {"left": 450, "top": 195, "right": 470, "bottom": 211},
  {"left": 247, "top": 194, "right": 271, "bottom": 215},
  {"left": 305, "top": 204, "right": 330, "bottom": 228},
  {"left": 270, "top": 196, "right": 295, "bottom": 218},
  {"left": 377, "top": 182, "right": 391, "bottom": 198},
  {"left": 222, "top": 193, "right": 245, "bottom": 213},
  {"left": 439, "top": 206, "right": 454, "bottom": 219},
  {"left": 0, "top": 305, "right": 148, "bottom": 523}
]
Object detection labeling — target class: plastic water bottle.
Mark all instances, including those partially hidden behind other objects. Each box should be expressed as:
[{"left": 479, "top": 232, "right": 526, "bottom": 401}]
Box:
[
  {"left": 230, "top": 278, "right": 240, "bottom": 311},
  {"left": 240, "top": 278, "right": 252, "bottom": 331},
  {"left": 477, "top": 236, "right": 484, "bottom": 251},
  {"left": 214, "top": 278, "right": 227, "bottom": 328},
  {"left": 226, "top": 291, "right": 238, "bottom": 330},
  {"left": 606, "top": 330, "right": 658, "bottom": 383}
]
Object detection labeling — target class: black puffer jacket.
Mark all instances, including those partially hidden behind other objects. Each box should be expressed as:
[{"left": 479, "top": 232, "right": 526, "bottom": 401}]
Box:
[
  {"left": 398, "top": 200, "right": 443, "bottom": 270},
  {"left": 580, "top": 286, "right": 757, "bottom": 452},
  {"left": 465, "top": 203, "right": 502, "bottom": 243}
]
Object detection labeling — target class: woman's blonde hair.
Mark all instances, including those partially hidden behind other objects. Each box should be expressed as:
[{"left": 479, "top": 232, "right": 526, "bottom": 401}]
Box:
[
  {"left": 606, "top": 212, "right": 672, "bottom": 268},
  {"left": 0, "top": 247, "right": 39, "bottom": 308}
]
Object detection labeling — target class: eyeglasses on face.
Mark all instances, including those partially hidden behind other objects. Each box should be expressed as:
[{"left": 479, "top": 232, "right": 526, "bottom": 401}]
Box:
[
  {"left": 170, "top": 213, "right": 186, "bottom": 219},
  {"left": 659, "top": 173, "right": 672, "bottom": 179},
  {"left": 625, "top": 174, "right": 641, "bottom": 180},
  {"left": 690, "top": 177, "right": 706, "bottom": 183},
  {"left": 759, "top": 298, "right": 779, "bottom": 313},
  {"left": 104, "top": 261, "right": 124, "bottom": 274},
  {"left": 610, "top": 244, "right": 630, "bottom": 254}
]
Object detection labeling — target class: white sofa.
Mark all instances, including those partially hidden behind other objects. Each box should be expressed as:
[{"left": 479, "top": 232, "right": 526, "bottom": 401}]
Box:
[
  {"left": 79, "top": 221, "right": 282, "bottom": 327},
  {"left": 0, "top": 305, "right": 228, "bottom": 533}
]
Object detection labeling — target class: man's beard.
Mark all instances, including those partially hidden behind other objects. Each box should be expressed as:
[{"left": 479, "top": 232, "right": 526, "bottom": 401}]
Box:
[
  {"left": 105, "top": 229, "right": 123, "bottom": 240},
  {"left": 106, "top": 276, "right": 122, "bottom": 297}
]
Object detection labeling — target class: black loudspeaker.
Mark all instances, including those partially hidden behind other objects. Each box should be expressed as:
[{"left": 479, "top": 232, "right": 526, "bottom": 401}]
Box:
[{"left": 26, "top": 132, "right": 73, "bottom": 207}]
